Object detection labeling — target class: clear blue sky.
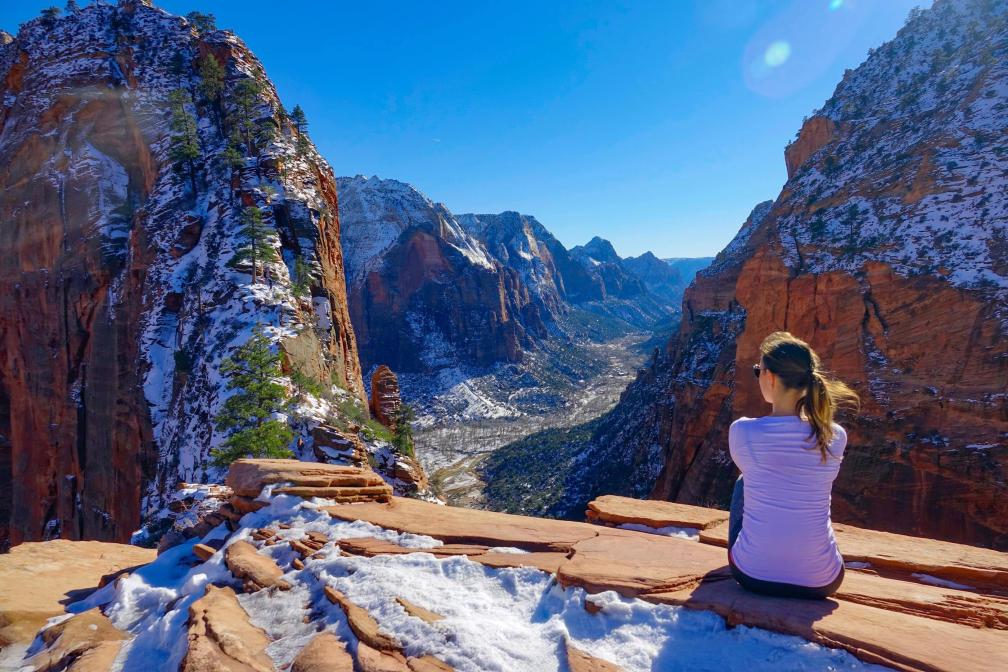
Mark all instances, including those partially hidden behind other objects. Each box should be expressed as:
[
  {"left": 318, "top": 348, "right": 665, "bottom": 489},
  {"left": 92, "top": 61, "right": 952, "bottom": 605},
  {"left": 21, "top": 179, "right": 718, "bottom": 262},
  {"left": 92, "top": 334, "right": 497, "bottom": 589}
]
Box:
[{"left": 4, "top": 1, "right": 927, "bottom": 257}]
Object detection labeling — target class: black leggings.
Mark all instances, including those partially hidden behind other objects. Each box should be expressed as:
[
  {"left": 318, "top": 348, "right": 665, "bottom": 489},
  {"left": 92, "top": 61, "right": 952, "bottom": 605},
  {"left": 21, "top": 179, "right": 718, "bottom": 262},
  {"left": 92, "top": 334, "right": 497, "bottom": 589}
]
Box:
[
  {"left": 727, "top": 475, "right": 844, "bottom": 599},
  {"left": 728, "top": 550, "right": 845, "bottom": 599}
]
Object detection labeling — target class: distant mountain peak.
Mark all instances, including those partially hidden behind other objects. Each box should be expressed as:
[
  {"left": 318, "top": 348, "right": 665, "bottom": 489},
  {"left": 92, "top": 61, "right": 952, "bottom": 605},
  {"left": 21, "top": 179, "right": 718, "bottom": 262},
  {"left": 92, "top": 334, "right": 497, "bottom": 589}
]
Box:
[{"left": 572, "top": 236, "right": 621, "bottom": 266}]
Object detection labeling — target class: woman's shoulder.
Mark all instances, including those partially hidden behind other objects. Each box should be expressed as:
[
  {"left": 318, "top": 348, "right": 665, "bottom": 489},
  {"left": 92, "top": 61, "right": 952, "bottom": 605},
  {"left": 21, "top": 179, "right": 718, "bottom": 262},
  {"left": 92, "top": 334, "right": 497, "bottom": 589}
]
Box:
[
  {"left": 730, "top": 416, "right": 760, "bottom": 428},
  {"left": 830, "top": 422, "right": 848, "bottom": 445}
]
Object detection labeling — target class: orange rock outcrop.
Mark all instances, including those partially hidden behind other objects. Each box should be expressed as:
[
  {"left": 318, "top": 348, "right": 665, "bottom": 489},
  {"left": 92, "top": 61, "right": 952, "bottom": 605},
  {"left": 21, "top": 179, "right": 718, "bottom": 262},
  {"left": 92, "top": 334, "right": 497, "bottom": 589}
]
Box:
[
  {"left": 783, "top": 115, "right": 836, "bottom": 178},
  {"left": 370, "top": 365, "right": 402, "bottom": 428}
]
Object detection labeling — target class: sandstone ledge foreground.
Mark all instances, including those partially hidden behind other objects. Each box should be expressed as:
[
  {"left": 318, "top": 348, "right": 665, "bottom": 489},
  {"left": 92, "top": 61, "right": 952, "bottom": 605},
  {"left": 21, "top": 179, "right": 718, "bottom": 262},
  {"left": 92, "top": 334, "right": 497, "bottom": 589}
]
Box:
[
  {"left": 0, "top": 540, "right": 155, "bottom": 649},
  {"left": 5, "top": 460, "right": 1007, "bottom": 672},
  {"left": 324, "top": 496, "right": 1008, "bottom": 672}
]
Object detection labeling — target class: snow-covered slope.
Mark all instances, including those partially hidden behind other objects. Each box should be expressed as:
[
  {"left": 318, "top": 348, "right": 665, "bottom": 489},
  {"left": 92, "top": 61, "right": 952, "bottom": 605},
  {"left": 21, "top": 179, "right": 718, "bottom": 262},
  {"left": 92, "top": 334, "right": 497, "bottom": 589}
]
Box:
[
  {"left": 0, "top": 0, "right": 370, "bottom": 544},
  {"left": 336, "top": 176, "right": 545, "bottom": 376},
  {"left": 338, "top": 175, "right": 494, "bottom": 285}
]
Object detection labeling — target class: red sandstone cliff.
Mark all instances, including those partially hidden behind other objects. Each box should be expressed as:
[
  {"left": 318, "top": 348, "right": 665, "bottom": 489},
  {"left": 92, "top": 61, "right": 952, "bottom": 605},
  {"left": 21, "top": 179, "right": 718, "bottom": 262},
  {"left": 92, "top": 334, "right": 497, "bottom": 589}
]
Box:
[
  {"left": 337, "top": 176, "right": 543, "bottom": 374},
  {"left": 502, "top": 0, "right": 1008, "bottom": 547},
  {"left": 645, "top": 0, "right": 1008, "bottom": 548},
  {"left": 0, "top": 2, "right": 363, "bottom": 546}
]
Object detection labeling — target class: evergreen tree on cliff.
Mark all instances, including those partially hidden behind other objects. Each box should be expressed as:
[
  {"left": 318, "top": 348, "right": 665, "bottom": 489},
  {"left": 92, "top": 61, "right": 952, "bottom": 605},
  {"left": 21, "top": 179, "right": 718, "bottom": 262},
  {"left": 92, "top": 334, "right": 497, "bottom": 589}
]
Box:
[
  {"left": 231, "top": 77, "right": 263, "bottom": 153},
  {"left": 197, "top": 53, "right": 225, "bottom": 124},
  {"left": 392, "top": 403, "right": 416, "bottom": 458},
  {"left": 185, "top": 11, "right": 216, "bottom": 34},
  {"left": 40, "top": 7, "right": 60, "bottom": 27},
  {"left": 212, "top": 328, "right": 294, "bottom": 466},
  {"left": 290, "top": 104, "right": 309, "bottom": 156},
  {"left": 167, "top": 89, "right": 200, "bottom": 193},
  {"left": 232, "top": 205, "right": 275, "bottom": 283}
]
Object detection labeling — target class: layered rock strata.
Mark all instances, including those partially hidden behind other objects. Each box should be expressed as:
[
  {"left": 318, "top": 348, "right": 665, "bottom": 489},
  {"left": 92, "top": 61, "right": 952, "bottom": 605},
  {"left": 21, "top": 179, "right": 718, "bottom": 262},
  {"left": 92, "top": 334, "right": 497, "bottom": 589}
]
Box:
[
  {"left": 9, "top": 460, "right": 1008, "bottom": 672},
  {"left": 369, "top": 364, "right": 402, "bottom": 428},
  {"left": 0, "top": 1, "right": 364, "bottom": 544},
  {"left": 337, "top": 176, "right": 539, "bottom": 373},
  {"left": 573, "top": 0, "right": 1008, "bottom": 548}
]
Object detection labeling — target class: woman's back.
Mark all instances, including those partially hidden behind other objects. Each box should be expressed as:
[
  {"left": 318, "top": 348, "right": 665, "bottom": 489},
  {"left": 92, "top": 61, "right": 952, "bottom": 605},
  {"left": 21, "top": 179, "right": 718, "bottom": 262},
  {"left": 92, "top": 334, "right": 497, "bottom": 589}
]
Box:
[{"left": 728, "top": 415, "right": 846, "bottom": 587}]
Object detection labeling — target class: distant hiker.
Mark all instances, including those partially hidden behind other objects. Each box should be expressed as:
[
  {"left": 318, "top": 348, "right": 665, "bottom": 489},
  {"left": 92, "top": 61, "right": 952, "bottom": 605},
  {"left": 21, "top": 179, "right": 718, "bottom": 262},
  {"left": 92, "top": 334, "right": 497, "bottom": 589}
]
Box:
[{"left": 727, "top": 331, "right": 859, "bottom": 599}]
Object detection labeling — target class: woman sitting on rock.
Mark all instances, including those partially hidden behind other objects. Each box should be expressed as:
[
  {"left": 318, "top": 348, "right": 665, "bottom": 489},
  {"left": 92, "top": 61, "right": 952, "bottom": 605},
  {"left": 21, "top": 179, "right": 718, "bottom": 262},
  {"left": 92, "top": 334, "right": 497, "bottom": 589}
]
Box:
[{"left": 727, "top": 330, "right": 859, "bottom": 599}]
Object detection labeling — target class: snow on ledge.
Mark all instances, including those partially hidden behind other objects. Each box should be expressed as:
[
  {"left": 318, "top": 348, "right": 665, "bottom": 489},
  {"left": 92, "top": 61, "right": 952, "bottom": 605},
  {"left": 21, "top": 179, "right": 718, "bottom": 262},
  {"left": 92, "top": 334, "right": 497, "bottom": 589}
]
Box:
[{"left": 62, "top": 493, "right": 887, "bottom": 672}]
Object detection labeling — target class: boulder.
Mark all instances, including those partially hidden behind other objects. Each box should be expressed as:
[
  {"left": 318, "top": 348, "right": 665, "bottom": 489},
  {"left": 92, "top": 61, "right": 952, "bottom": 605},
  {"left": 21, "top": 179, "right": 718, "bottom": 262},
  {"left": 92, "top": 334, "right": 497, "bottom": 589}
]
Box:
[
  {"left": 180, "top": 585, "right": 273, "bottom": 672},
  {"left": 355, "top": 641, "right": 410, "bottom": 672},
  {"left": 193, "top": 543, "right": 217, "bottom": 561},
  {"left": 25, "top": 608, "right": 126, "bottom": 672},
  {"left": 324, "top": 586, "right": 400, "bottom": 652},
  {"left": 291, "top": 632, "right": 354, "bottom": 672},
  {"left": 226, "top": 459, "right": 390, "bottom": 500},
  {"left": 565, "top": 642, "right": 623, "bottom": 672},
  {"left": 312, "top": 424, "right": 369, "bottom": 467},
  {"left": 224, "top": 540, "right": 291, "bottom": 592},
  {"left": 392, "top": 454, "right": 430, "bottom": 494}
]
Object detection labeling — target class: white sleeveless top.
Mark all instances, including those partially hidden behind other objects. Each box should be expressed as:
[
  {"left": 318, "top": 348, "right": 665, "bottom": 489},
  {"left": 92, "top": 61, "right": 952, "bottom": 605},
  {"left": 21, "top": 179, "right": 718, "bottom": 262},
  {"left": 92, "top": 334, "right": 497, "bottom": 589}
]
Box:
[{"left": 728, "top": 415, "right": 846, "bottom": 587}]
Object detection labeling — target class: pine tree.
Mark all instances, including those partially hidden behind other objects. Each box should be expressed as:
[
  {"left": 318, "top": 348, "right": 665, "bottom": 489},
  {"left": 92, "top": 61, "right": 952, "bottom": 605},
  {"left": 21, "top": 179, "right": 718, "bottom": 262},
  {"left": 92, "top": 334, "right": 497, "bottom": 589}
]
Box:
[
  {"left": 65, "top": 0, "right": 80, "bottom": 14},
  {"left": 231, "top": 77, "right": 263, "bottom": 152},
  {"left": 391, "top": 403, "right": 416, "bottom": 457},
  {"left": 167, "top": 89, "right": 200, "bottom": 193},
  {"left": 169, "top": 51, "right": 188, "bottom": 88},
  {"left": 255, "top": 119, "right": 277, "bottom": 154},
  {"left": 290, "top": 104, "right": 309, "bottom": 156},
  {"left": 233, "top": 205, "right": 275, "bottom": 283},
  {"left": 222, "top": 132, "right": 245, "bottom": 172},
  {"left": 211, "top": 327, "right": 294, "bottom": 467},
  {"left": 185, "top": 11, "right": 216, "bottom": 34},
  {"left": 291, "top": 256, "right": 312, "bottom": 298},
  {"left": 40, "top": 7, "right": 61, "bottom": 26},
  {"left": 197, "top": 54, "right": 225, "bottom": 109}
]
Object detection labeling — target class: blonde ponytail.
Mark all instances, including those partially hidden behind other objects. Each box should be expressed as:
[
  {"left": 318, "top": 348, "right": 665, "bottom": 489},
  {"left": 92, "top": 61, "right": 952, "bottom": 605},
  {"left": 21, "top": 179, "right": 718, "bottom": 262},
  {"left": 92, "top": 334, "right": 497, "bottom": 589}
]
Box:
[{"left": 759, "top": 331, "right": 860, "bottom": 462}]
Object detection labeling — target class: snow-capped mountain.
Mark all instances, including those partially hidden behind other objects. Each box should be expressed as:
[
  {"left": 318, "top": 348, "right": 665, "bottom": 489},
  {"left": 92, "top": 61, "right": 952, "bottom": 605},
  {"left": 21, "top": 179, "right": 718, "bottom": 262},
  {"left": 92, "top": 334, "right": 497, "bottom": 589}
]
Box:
[
  {"left": 456, "top": 211, "right": 603, "bottom": 320},
  {"left": 483, "top": 0, "right": 1008, "bottom": 550},
  {"left": 336, "top": 176, "right": 547, "bottom": 375}
]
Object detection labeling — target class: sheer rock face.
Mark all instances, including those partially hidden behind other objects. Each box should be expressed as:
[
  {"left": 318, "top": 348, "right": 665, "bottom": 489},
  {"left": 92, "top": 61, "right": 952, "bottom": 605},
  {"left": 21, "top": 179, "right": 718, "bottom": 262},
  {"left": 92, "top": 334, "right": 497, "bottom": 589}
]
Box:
[
  {"left": 0, "top": 2, "right": 363, "bottom": 545},
  {"left": 369, "top": 365, "right": 402, "bottom": 428},
  {"left": 602, "top": 0, "right": 1008, "bottom": 548},
  {"left": 458, "top": 211, "right": 605, "bottom": 308},
  {"left": 337, "top": 176, "right": 543, "bottom": 373},
  {"left": 784, "top": 115, "right": 837, "bottom": 178}
]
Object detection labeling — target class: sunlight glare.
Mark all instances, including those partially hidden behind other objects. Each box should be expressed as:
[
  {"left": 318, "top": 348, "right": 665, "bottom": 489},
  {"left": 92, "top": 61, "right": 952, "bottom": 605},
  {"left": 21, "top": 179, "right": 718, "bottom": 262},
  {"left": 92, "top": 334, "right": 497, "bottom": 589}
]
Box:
[{"left": 764, "top": 40, "right": 791, "bottom": 67}]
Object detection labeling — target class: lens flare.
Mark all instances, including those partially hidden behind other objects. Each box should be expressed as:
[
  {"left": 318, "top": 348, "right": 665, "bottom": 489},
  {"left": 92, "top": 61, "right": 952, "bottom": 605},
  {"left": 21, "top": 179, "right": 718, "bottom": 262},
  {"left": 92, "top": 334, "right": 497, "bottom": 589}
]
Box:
[
  {"left": 764, "top": 40, "right": 791, "bottom": 67},
  {"left": 828, "top": 0, "right": 844, "bottom": 10}
]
